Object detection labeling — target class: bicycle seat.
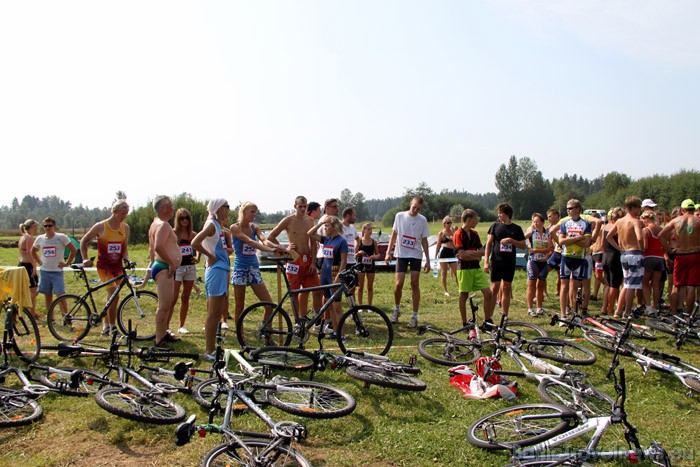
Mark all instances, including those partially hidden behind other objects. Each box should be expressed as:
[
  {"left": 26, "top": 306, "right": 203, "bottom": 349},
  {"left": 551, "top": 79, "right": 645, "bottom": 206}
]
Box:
[{"left": 57, "top": 342, "right": 84, "bottom": 357}]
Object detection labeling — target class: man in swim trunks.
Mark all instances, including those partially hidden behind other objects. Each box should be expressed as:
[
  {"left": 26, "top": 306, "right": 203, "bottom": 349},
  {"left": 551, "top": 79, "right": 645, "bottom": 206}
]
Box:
[
  {"left": 148, "top": 195, "right": 183, "bottom": 347},
  {"left": 659, "top": 198, "right": 700, "bottom": 313},
  {"left": 80, "top": 199, "right": 130, "bottom": 336},
  {"left": 606, "top": 196, "right": 645, "bottom": 318},
  {"left": 267, "top": 195, "right": 321, "bottom": 318}
]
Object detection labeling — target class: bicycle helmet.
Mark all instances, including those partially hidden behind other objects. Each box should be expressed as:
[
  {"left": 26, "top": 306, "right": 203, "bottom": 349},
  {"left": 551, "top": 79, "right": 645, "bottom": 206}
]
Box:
[{"left": 474, "top": 356, "right": 502, "bottom": 385}]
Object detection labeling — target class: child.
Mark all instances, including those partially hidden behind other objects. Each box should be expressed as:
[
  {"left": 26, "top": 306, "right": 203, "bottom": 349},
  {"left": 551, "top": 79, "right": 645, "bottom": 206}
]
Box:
[{"left": 355, "top": 223, "right": 381, "bottom": 305}]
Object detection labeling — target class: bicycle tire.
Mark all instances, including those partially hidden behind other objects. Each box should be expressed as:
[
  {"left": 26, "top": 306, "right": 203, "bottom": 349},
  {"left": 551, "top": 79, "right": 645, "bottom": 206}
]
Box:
[
  {"left": 503, "top": 321, "right": 549, "bottom": 340},
  {"left": 347, "top": 353, "right": 422, "bottom": 375},
  {"left": 146, "top": 351, "right": 202, "bottom": 359},
  {"left": 192, "top": 377, "right": 249, "bottom": 412},
  {"left": 682, "top": 374, "right": 700, "bottom": 393},
  {"left": 336, "top": 305, "right": 393, "bottom": 356},
  {"left": 537, "top": 378, "right": 614, "bottom": 417},
  {"left": 236, "top": 301, "right": 293, "bottom": 351},
  {"left": 117, "top": 290, "right": 158, "bottom": 341},
  {"left": 47, "top": 294, "right": 91, "bottom": 341},
  {"left": 266, "top": 381, "right": 356, "bottom": 419},
  {"left": 646, "top": 318, "right": 700, "bottom": 346},
  {"left": 249, "top": 346, "right": 317, "bottom": 371},
  {"left": 345, "top": 365, "right": 427, "bottom": 391},
  {"left": 149, "top": 371, "right": 206, "bottom": 395},
  {"left": 506, "top": 461, "right": 593, "bottom": 466},
  {"left": 417, "top": 337, "right": 480, "bottom": 366},
  {"left": 95, "top": 386, "right": 186, "bottom": 424},
  {"left": 582, "top": 330, "right": 630, "bottom": 355},
  {"left": 35, "top": 367, "right": 103, "bottom": 397},
  {"left": 599, "top": 317, "right": 657, "bottom": 341},
  {"left": 200, "top": 440, "right": 311, "bottom": 467},
  {"left": 527, "top": 337, "right": 597, "bottom": 365},
  {"left": 467, "top": 403, "right": 575, "bottom": 450},
  {"left": 11, "top": 306, "right": 41, "bottom": 363},
  {"left": 0, "top": 390, "right": 43, "bottom": 427}
]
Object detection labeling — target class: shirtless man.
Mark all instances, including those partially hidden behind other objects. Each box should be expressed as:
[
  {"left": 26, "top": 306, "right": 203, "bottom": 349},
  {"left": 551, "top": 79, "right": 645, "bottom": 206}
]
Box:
[
  {"left": 659, "top": 199, "right": 700, "bottom": 312},
  {"left": 80, "top": 199, "right": 130, "bottom": 336},
  {"left": 148, "top": 195, "right": 182, "bottom": 347},
  {"left": 267, "top": 196, "right": 321, "bottom": 318},
  {"left": 607, "top": 197, "right": 645, "bottom": 318}
]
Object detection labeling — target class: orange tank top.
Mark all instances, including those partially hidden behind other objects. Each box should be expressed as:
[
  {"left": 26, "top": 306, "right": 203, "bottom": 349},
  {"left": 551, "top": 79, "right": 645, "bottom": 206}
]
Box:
[{"left": 97, "top": 220, "right": 126, "bottom": 272}]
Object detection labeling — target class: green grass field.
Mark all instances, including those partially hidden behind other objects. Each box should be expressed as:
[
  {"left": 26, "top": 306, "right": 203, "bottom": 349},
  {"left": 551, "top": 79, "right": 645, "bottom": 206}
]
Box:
[{"left": 0, "top": 223, "right": 699, "bottom": 466}]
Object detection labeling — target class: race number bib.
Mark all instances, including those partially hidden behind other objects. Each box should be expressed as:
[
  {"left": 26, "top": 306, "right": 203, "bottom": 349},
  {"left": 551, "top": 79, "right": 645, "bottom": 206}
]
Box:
[
  {"left": 242, "top": 243, "right": 257, "bottom": 256},
  {"left": 286, "top": 263, "right": 300, "bottom": 275},
  {"left": 323, "top": 245, "right": 335, "bottom": 259},
  {"left": 362, "top": 255, "right": 373, "bottom": 265},
  {"left": 180, "top": 245, "right": 193, "bottom": 256},
  {"left": 499, "top": 243, "right": 513, "bottom": 253},
  {"left": 347, "top": 244, "right": 355, "bottom": 256},
  {"left": 42, "top": 246, "right": 57, "bottom": 258},
  {"left": 595, "top": 262, "right": 604, "bottom": 271},
  {"left": 401, "top": 235, "right": 417, "bottom": 249},
  {"left": 219, "top": 234, "right": 227, "bottom": 249},
  {"left": 108, "top": 242, "right": 122, "bottom": 255}
]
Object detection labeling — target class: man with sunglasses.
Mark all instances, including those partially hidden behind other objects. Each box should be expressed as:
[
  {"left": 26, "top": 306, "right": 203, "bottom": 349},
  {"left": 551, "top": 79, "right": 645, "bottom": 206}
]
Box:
[
  {"left": 32, "top": 217, "right": 76, "bottom": 313},
  {"left": 556, "top": 199, "right": 593, "bottom": 321},
  {"left": 80, "top": 199, "right": 131, "bottom": 336}
]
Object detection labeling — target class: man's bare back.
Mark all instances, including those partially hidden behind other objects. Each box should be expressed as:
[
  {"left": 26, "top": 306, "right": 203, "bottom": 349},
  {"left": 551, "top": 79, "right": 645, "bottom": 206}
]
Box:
[
  {"left": 667, "top": 214, "right": 700, "bottom": 253},
  {"left": 614, "top": 215, "right": 644, "bottom": 252}
]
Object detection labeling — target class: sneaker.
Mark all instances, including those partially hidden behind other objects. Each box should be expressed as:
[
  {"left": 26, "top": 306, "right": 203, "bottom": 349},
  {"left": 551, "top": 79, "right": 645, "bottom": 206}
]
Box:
[
  {"left": 391, "top": 308, "right": 401, "bottom": 324},
  {"left": 565, "top": 307, "right": 573, "bottom": 317},
  {"left": 444, "top": 292, "right": 450, "bottom": 297},
  {"left": 203, "top": 351, "right": 216, "bottom": 362},
  {"left": 558, "top": 321, "right": 568, "bottom": 328},
  {"left": 220, "top": 322, "right": 229, "bottom": 330},
  {"left": 407, "top": 317, "right": 418, "bottom": 328},
  {"left": 163, "top": 331, "right": 181, "bottom": 342},
  {"left": 153, "top": 339, "right": 173, "bottom": 350},
  {"left": 101, "top": 328, "right": 110, "bottom": 337},
  {"left": 322, "top": 323, "right": 334, "bottom": 335},
  {"left": 528, "top": 308, "right": 537, "bottom": 317},
  {"left": 536, "top": 308, "right": 546, "bottom": 316},
  {"left": 313, "top": 322, "right": 322, "bottom": 333},
  {"left": 178, "top": 327, "right": 190, "bottom": 334},
  {"left": 480, "top": 319, "right": 494, "bottom": 331}
]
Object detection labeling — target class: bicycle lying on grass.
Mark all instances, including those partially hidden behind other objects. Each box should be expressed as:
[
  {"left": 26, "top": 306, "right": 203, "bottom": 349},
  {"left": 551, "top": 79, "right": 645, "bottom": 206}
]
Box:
[
  {"left": 236, "top": 259, "right": 393, "bottom": 355},
  {"left": 416, "top": 293, "right": 548, "bottom": 366},
  {"left": 645, "top": 301, "right": 700, "bottom": 349},
  {"left": 467, "top": 368, "right": 671, "bottom": 466},
  {"left": 47, "top": 259, "right": 158, "bottom": 342}
]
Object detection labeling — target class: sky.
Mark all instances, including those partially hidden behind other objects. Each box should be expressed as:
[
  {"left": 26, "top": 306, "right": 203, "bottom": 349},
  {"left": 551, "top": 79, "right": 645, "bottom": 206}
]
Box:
[{"left": 2, "top": 1, "right": 699, "bottom": 213}]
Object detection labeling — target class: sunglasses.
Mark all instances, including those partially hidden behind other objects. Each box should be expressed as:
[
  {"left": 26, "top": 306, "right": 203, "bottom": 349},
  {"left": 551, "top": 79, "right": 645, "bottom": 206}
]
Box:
[
  {"left": 566, "top": 206, "right": 578, "bottom": 211},
  {"left": 221, "top": 204, "right": 230, "bottom": 209},
  {"left": 179, "top": 216, "right": 190, "bottom": 220},
  {"left": 44, "top": 224, "right": 55, "bottom": 228},
  {"left": 445, "top": 222, "right": 452, "bottom": 225}
]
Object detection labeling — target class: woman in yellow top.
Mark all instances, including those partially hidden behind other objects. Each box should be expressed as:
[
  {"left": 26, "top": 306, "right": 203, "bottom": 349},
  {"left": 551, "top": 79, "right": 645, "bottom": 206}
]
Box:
[{"left": 18, "top": 219, "right": 40, "bottom": 318}]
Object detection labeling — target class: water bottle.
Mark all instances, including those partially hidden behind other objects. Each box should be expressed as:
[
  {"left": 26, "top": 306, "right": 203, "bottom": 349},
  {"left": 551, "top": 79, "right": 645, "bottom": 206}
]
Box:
[
  {"left": 433, "top": 266, "right": 438, "bottom": 279},
  {"left": 468, "top": 328, "right": 477, "bottom": 340},
  {"left": 531, "top": 357, "right": 551, "bottom": 373}
]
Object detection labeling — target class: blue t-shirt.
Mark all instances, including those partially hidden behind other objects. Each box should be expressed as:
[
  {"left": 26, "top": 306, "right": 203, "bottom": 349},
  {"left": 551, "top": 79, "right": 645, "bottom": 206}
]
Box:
[
  {"left": 232, "top": 223, "right": 259, "bottom": 269},
  {"left": 319, "top": 235, "right": 348, "bottom": 284}
]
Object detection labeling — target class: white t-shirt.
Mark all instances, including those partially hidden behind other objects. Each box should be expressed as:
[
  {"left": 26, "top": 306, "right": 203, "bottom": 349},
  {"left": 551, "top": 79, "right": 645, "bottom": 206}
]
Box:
[
  {"left": 392, "top": 211, "right": 430, "bottom": 260},
  {"left": 34, "top": 233, "right": 71, "bottom": 271},
  {"left": 342, "top": 224, "right": 359, "bottom": 264}
]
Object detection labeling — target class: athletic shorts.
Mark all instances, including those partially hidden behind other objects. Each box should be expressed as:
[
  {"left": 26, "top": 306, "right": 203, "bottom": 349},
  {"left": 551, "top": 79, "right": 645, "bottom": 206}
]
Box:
[
  {"left": 37, "top": 270, "right": 66, "bottom": 295},
  {"left": 231, "top": 265, "right": 264, "bottom": 286},
  {"left": 438, "top": 247, "right": 456, "bottom": 259},
  {"left": 286, "top": 254, "right": 320, "bottom": 289},
  {"left": 396, "top": 257, "right": 422, "bottom": 273},
  {"left": 526, "top": 260, "right": 548, "bottom": 281},
  {"left": 547, "top": 251, "right": 562, "bottom": 270},
  {"left": 457, "top": 268, "right": 490, "bottom": 293},
  {"left": 582, "top": 255, "right": 593, "bottom": 280},
  {"left": 642, "top": 256, "right": 665, "bottom": 273},
  {"left": 321, "top": 266, "right": 341, "bottom": 299},
  {"left": 97, "top": 267, "right": 121, "bottom": 284},
  {"left": 18, "top": 262, "right": 38, "bottom": 288},
  {"left": 592, "top": 253, "right": 604, "bottom": 273},
  {"left": 621, "top": 250, "right": 644, "bottom": 290},
  {"left": 175, "top": 264, "right": 197, "bottom": 282},
  {"left": 673, "top": 252, "right": 700, "bottom": 286},
  {"left": 358, "top": 259, "right": 375, "bottom": 274},
  {"left": 205, "top": 266, "right": 229, "bottom": 297},
  {"left": 560, "top": 257, "right": 586, "bottom": 282},
  {"left": 603, "top": 251, "right": 623, "bottom": 288},
  {"left": 490, "top": 260, "right": 516, "bottom": 283}
]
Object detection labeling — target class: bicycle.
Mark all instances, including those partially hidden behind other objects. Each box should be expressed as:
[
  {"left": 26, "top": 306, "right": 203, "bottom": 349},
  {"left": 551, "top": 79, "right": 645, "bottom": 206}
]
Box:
[
  {"left": 1, "top": 295, "right": 41, "bottom": 364},
  {"left": 176, "top": 348, "right": 314, "bottom": 466},
  {"left": 46, "top": 258, "right": 158, "bottom": 341},
  {"left": 588, "top": 314, "right": 700, "bottom": 395},
  {"left": 416, "top": 293, "right": 548, "bottom": 366},
  {"left": 467, "top": 368, "right": 671, "bottom": 466},
  {"left": 645, "top": 301, "right": 700, "bottom": 349},
  {"left": 236, "top": 258, "right": 393, "bottom": 355}
]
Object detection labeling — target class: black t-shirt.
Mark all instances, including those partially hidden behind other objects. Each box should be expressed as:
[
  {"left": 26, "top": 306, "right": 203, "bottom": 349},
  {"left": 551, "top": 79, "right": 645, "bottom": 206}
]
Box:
[
  {"left": 487, "top": 222, "right": 525, "bottom": 263},
  {"left": 453, "top": 227, "right": 482, "bottom": 270}
]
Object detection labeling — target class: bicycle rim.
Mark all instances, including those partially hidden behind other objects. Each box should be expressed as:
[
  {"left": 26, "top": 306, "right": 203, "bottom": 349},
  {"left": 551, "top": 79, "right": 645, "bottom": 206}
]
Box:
[
  {"left": 345, "top": 365, "right": 427, "bottom": 391},
  {"left": 11, "top": 307, "right": 41, "bottom": 363},
  {"left": 0, "top": 390, "right": 43, "bottom": 427},
  {"left": 118, "top": 291, "right": 158, "bottom": 340},
  {"left": 417, "top": 337, "right": 480, "bottom": 366},
  {"left": 236, "top": 302, "right": 293, "bottom": 351},
  {"left": 250, "top": 346, "right": 317, "bottom": 371},
  {"left": 200, "top": 440, "right": 310, "bottom": 467},
  {"left": 537, "top": 379, "right": 614, "bottom": 417},
  {"left": 47, "top": 294, "right": 91, "bottom": 341},
  {"left": 337, "top": 305, "right": 393, "bottom": 355},
  {"left": 267, "top": 381, "right": 356, "bottom": 419},
  {"left": 35, "top": 367, "right": 103, "bottom": 397},
  {"left": 528, "top": 338, "right": 597, "bottom": 365},
  {"left": 504, "top": 322, "right": 549, "bottom": 340},
  {"left": 95, "top": 387, "right": 185, "bottom": 424}
]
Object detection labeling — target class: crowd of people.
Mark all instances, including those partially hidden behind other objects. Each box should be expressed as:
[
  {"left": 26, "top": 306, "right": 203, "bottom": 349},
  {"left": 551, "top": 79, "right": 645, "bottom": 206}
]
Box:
[{"left": 16, "top": 193, "right": 700, "bottom": 359}]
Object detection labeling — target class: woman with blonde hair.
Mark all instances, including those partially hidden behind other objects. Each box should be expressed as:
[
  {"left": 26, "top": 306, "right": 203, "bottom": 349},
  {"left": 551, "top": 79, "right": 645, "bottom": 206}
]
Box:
[
  {"left": 18, "top": 219, "right": 40, "bottom": 317},
  {"left": 435, "top": 215, "right": 458, "bottom": 296}
]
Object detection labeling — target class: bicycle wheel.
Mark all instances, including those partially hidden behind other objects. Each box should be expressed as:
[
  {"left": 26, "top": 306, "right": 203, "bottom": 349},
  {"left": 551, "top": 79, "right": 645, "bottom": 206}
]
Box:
[
  {"left": 149, "top": 371, "right": 206, "bottom": 395},
  {"left": 503, "top": 321, "right": 549, "bottom": 340},
  {"left": 249, "top": 346, "right": 317, "bottom": 371},
  {"left": 11, "top": 306, "right": 41, "bottom": 363},
  {"left": 336, "top": 305, "right": 393, "bottom": 355},
  {"left": 267, "top": 381, "right": 355, "bottom": 419},
  {"left": 599, "top": 317, "right": 657, "bottom": 341},
  {"left": 682, "top": 374, "right": 700, "bottom": 393},
  {"left": 537, "top": 378, "right": 614, "bottom": 417},
  {"left": 95, "top": 387, "right": 186, "bottom": 424},
  {"left": 47, "top": 294, "right": 91, "bottom": 341},
  {"left": 646, "top": 318, "right": 700, "bottom": 346},
  {"left": 117, "top": 290, "right": 158, "bottom": 341},
  {"left": 527, "top": 338, "right": 597, "bottom": 365},
  {"left": 582, "top": 330, "right": 629, "bottom": 355},
  {"left": 0, "top": 389, "right": 43, "bottom": 427},
  {"left": 236, "top": 302, "right": 293, "bottom": 350},
  {"left": 506, "top": 461, "right": 593, "bottom": 467},
  {"left": 200, "top": 440, "right": 311, "bottom": 467},
  {"left": 35, "top": 367, "right": 103, "bottom": 397},
  {"left": 193, "top": 377, "right": 248, "bottom": 412},
  {"left": 417, "top": 337, "right": 480, "bottom": 366},
  {"left": 467, "top": 403, "right": 575, "bottom": 450},
  {"left": 345, "top": 365, "right": 427, "bottom": 391}
]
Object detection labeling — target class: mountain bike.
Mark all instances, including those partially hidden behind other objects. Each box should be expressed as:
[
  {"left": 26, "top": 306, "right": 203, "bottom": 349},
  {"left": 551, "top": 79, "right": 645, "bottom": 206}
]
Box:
[
  {"left": 645, "top": 301, "right": 700, "bottom": 349},
  {"left": 416, "top": 293, "right": 548, "bottom": 366},
  {"left": 236, "top": 258, "right": 393, "bottom": 355},
  {"left": 47, "top": 259, "right": 158, "bottom": 341},
  {"left": 176, "top": 349, "right": 313, "bottom": 466},
  {"left": 467, "top": 368, "right": 671, "bottom": 466},
  {"left": 1, "top": 295, "right": 40, "bottom": 364}
]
